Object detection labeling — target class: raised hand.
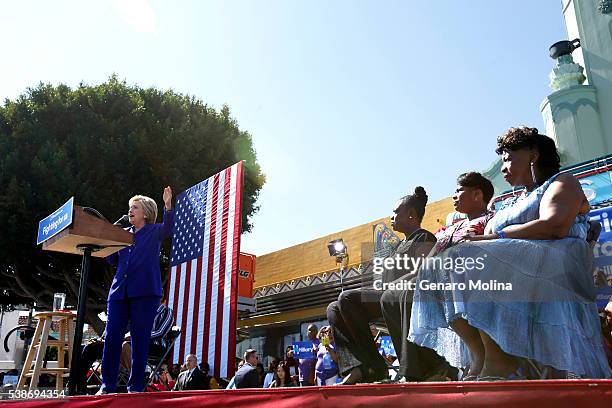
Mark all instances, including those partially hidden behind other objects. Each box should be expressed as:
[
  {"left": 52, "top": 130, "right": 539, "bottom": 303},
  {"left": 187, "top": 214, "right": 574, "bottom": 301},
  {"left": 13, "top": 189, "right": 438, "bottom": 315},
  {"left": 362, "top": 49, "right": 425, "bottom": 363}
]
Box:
[{"left": 163, "top": 186, "right": 173, "bottom": 210}]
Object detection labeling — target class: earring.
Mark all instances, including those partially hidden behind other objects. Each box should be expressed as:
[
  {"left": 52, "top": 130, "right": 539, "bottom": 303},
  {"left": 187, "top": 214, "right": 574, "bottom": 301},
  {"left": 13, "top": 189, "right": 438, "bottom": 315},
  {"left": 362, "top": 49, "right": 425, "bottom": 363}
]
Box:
[{"left": 530, "top": 162, "right": 537, "bottom": 185}]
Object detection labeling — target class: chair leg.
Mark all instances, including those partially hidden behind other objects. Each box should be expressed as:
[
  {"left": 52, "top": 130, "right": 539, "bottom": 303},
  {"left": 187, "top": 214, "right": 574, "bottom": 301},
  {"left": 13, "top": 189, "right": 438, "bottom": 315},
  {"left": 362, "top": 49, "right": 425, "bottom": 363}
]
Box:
[
  {"left": 146, "top": 346, "right": 174, "bottom": 387},
  {"left": 17, "top": 321, "right": 44, "bottom": 390},
  {"left": 67, "top": 318, "right": 75, "bottom": 367},
  {"left": 30, "top": 317, "right": 52, "bottom": 390},
  {"left": 87, "top": 364, "right": 102, "bottom": 384},
  {"left": 57, "top": 318, "right": 66, "bottom": 391}
]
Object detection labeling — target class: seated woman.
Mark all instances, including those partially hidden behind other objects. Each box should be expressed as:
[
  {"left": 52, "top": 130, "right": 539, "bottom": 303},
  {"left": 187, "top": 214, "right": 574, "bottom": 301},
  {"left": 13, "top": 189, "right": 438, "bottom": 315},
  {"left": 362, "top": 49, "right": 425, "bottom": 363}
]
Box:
[
  {"left": 269, "top": 361, "right": 296, "bottom": 388},
  {"left": 327, "top": 187, "right": 437, "bottom": 384},
  {"left": 379, "top": 172, "right": 494, "bottom": 382},
  {"left": 149, "top": 368, "right": 175, "bottom": 391},
  {"left": 263, "top": 358, "right": 279, "bottom": 388},
  {"left": 409, "top": 126, "right": 611, "bottom": 380},
  {"left": 430, "top": 172, "right": 495, "bottom": 257}
]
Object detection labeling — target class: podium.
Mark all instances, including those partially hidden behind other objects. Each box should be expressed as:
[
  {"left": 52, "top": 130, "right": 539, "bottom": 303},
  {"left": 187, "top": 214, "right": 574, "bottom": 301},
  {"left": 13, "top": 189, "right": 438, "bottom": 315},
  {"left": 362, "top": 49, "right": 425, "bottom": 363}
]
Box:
[
  {"left": 43, "top": 205, "right": 133, "bottom": 258},
  {"left": 41, "top": 205, "right": 133, "bottom": 394}
]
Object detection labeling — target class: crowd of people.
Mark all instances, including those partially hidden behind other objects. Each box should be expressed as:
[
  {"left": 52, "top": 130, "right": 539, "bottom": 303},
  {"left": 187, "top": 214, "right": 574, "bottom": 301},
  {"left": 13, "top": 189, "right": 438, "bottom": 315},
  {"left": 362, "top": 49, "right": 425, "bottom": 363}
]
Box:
[
  {"left": 78, "top": 318, "right": 343, "bottom": 392},
  {"left": 226, "top": 324, "right": 340, "bottom": 389}
]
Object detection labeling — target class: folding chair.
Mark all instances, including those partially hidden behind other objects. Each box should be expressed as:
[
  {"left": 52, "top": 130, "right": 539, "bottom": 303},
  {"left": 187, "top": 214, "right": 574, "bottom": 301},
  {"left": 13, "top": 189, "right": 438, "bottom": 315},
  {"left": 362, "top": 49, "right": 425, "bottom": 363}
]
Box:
[
  {"left": 145, "top": 326, "right": 181, "bottom": 390},
  {"left": 85, "top": 362, "right": 103, "bottom": 393}
]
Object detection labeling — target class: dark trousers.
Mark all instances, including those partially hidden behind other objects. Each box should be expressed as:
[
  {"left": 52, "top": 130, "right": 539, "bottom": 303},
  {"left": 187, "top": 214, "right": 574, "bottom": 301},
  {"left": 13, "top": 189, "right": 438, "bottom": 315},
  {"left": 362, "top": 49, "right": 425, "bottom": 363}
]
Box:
[
  {"left": 101, "top": 296, "right": 159, "bottom": 392},
  {"left": 326, "top": 289, "right": 388, "bottom": 379},
  {"left": 380, "top": 285, "right": 447, "bottom": 380}
]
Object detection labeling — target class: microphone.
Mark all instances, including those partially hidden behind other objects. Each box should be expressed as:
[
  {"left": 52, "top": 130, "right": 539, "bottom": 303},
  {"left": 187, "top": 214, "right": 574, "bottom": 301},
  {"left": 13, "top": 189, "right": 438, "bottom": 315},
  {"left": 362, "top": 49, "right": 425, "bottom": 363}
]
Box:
[{"left": 113, "top": 215, "right": 131, "bottom": 228}]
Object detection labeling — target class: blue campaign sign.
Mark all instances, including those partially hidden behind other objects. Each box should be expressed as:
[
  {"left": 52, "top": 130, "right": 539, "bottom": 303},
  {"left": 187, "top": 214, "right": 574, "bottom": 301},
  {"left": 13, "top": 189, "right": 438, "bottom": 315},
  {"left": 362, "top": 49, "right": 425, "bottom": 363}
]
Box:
[
  {"left": 580, "top": 171, "right": 612, "bottom": 206},
  {"left": 596, "top": 286, "right": 612, "bottom": 309},
  {"left": 378, "top": 336, "right": 396, "bottom": 357},
  {"left": 590, "top": 206, "right": 612, "bottom": 268},
  {"left": 590, "top": 205, "right": 612, "bottom": 307},
  {"left": 2, "top": 375, "right": 18, "bottom": 386},
  {"left": 292, "top": 341, "right": 316, "bottom": 359},
  {"left": 37, "top": 197, "right": 74, "bottom": 245}
]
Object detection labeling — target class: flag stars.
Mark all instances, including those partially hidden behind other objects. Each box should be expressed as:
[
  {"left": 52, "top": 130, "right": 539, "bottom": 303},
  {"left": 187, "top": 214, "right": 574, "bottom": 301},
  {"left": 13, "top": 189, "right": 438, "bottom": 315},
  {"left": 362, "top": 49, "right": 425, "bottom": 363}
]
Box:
[{"left": 171, "top": 181, "right": 216, "bottom": 266}]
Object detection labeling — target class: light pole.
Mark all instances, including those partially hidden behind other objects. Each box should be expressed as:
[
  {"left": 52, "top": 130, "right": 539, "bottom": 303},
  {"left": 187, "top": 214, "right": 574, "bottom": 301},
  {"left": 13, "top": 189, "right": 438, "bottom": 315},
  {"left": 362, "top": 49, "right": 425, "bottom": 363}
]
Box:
[{"left": 327, "top": 239, "right": 349, "bottom": 292}]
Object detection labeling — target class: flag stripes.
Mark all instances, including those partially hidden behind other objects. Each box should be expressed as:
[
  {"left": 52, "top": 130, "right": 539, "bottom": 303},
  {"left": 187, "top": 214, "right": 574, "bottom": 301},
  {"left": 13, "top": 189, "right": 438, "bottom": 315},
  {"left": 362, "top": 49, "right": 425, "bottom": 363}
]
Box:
[{"left": 167, "top": 162, "right": 243, "bottom": 379}]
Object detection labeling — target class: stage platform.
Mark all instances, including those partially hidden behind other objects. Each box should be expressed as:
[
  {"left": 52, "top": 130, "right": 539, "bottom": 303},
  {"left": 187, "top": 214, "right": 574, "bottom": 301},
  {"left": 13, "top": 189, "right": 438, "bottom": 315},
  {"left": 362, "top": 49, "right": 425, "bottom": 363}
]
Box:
[{"left": 2, "top": 380, "right": 612, "bottom": 407}]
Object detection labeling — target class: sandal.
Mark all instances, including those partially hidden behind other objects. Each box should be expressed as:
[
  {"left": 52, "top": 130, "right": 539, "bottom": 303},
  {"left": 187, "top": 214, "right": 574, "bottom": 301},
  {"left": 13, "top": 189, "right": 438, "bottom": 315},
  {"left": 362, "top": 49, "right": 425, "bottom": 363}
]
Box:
[
  {"left": 476, "top": 357, "right": 535, "bottom": 382},
  {"left": 477, "top": 366, "right": 527, "bottom": 382}
]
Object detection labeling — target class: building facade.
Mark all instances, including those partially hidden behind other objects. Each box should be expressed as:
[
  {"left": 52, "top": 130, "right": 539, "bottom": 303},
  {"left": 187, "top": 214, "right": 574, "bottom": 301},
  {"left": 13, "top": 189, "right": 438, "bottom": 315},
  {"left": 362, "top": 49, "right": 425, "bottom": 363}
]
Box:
[{"left": 485, "top": 0, "right": 612, "bottom": 194}]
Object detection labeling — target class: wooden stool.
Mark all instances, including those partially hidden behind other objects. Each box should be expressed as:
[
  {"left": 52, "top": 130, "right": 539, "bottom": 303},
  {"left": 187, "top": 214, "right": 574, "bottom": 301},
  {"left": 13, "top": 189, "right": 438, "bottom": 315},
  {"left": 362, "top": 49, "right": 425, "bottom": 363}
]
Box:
[{"left": 17, "top": 311, "right": 76, "bottom": 391}]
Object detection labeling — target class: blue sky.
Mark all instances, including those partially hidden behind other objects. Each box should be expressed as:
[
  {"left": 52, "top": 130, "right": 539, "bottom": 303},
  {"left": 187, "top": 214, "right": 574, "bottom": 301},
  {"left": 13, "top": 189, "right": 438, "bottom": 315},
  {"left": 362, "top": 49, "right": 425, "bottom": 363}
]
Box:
[{"left": 0, "top": 1, "right": 567, "bottom": 255}]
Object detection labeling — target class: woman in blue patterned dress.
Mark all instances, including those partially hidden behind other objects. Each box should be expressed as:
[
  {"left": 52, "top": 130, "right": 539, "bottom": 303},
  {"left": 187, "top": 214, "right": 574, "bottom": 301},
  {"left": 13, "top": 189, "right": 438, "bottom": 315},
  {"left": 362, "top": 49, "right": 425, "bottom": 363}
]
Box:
[{"left": 409, "top": 127, "right": 611, "bottom": 380}]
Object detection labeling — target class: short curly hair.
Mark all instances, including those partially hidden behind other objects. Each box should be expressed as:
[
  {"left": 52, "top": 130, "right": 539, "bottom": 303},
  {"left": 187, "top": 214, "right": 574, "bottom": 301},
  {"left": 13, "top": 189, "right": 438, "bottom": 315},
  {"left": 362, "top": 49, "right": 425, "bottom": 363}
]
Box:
[
  {"left": 457, "top": 172, "right": 494, "bottom": 205},
  {"left": 495, "top": 126, "right": 560, "bottom": 183}
]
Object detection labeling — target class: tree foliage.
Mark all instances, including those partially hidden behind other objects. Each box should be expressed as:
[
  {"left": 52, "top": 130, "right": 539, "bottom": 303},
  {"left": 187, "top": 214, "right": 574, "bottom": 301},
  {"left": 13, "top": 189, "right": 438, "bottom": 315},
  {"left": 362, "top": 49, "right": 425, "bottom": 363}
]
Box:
[{"left": 0, "top": 76, "right": 265, "bottom": 333}]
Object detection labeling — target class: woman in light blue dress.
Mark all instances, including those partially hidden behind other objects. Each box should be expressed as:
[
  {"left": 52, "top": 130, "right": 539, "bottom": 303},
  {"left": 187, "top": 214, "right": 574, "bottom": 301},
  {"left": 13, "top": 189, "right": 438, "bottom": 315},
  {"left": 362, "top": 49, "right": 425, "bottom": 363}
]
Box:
[{"left": 409, "top": 127, "right": 611, "bottom": 380}]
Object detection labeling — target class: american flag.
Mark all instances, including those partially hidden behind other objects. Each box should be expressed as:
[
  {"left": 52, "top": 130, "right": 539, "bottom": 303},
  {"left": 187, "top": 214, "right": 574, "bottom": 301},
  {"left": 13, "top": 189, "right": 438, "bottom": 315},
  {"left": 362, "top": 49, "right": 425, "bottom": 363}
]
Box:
[{"left": 167, "top": 161, "right": 243, "bottom": 378}]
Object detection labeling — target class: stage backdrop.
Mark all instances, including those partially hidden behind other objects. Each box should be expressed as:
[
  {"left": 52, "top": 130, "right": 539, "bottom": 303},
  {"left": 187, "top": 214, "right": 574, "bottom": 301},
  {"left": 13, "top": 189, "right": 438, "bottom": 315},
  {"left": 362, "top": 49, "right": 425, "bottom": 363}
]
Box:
[{"left": 167, "top": 161, "right": 244, "bottom": 379}]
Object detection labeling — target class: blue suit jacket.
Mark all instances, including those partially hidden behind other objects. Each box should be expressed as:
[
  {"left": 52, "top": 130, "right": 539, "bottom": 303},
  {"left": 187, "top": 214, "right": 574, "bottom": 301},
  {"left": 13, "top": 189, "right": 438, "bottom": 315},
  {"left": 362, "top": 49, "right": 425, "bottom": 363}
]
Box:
[{"left": 106, "top": 209, "right": 174, "bottom": 301}]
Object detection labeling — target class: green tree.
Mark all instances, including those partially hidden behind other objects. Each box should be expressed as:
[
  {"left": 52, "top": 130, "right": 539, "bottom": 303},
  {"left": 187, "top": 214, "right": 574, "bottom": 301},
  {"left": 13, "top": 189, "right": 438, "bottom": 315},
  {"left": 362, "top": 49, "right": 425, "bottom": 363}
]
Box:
[{"left": 0, "top": 76, "right": 265, "bottom": 333}]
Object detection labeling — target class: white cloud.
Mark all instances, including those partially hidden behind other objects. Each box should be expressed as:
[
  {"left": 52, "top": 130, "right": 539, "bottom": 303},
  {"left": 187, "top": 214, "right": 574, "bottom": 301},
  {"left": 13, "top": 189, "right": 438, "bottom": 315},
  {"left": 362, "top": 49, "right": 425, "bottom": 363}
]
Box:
[{"left": 110, "top": 0, "right": 156, "bottom": 33}]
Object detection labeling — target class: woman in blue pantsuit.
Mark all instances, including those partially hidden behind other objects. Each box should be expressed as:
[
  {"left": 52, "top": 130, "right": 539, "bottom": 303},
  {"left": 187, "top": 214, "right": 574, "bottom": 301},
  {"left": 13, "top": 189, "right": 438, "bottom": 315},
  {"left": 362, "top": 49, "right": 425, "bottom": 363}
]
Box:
[{"left": 100, "top": 187, "right": 174, "bottom": 393}]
